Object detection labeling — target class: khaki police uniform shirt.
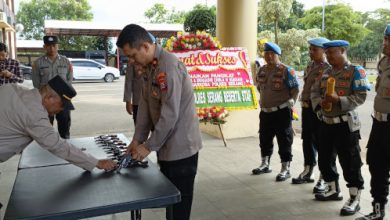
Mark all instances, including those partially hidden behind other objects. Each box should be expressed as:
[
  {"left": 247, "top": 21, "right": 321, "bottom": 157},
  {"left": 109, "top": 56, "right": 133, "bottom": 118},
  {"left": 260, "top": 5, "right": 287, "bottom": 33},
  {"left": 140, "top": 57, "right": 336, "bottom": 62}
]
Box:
[
  {"left": 301, "top": 61, "right": 330, "bottom": 103},
  {"left": 0, "top": 84, "right": 98, "bottom": 171},
  {"left": 311, "top": 63, "right": 370, "bottom": 117},
  {"left": 132, "top": 45, "right": 203, "bottom": 161},
  {"left": 256, "top": 63, "right": 299, "bottom": 108},
  {"left": 32, "top": 55, "right": 73, "bottom": 88},
  {"left": 374, "top": 55, "right": 390, "bottom": 113},
  {"left": 123, "top": 65, "right": 143, "bottom": 105}
]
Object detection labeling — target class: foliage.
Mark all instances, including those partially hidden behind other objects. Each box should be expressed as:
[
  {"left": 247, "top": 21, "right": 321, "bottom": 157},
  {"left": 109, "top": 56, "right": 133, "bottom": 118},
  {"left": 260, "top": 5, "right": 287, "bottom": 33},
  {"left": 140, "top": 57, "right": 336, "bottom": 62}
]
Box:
[
  {"left": 184, "top": 8, "right": 216, "bottom": 35},
  {"left": 17, "top": 0, "right": 92, "bottom": 40},
  {"left": 258, "top": 0, "right": 293, "bottom": 44},
  {"left": 16, "top": 0, "right": 105, "bottom": 51},
  {"left": 299, "top": 4, "right": 369, "bottom": 45},
  {"left": 165, "top": 31, "right": 221, "bottom": 51},
  {"left": 349, "top": 9, "right": 390, "bottom": 63},
  {"left": 258, "top": 28, "right": 321, "bottom": 69},
  {"left": 197, "top": 106, "right": 229, "bottom": 125},
  {"left": 144, "top": 3, "right": 187, "bottom": 24}
]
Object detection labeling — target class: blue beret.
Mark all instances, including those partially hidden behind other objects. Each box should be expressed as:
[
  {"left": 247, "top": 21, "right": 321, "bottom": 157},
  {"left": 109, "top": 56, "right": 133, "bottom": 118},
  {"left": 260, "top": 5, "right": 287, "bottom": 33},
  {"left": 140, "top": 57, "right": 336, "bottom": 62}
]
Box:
[
  {"left": 148, "top": 32, "right": 156, "bottom": 43},
  {"left": 264, "top": 42, "right": 281, "bottom": 55},
  {"left": 323, "top": 40, "right": 350, "bottom": 49},
  {"left": 308, "top": 37, "right": 330, "bottom": 48},
  {"left": 385, "top": 24, "right": 390, "bottom": 36}
]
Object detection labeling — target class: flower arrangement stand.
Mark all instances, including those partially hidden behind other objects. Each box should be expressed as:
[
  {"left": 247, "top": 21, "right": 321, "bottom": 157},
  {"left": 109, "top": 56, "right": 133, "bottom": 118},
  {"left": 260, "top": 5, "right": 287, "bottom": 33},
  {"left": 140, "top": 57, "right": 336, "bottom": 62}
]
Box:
[{"left": 218, "top": 124, "right": 227, "bottom": 147}]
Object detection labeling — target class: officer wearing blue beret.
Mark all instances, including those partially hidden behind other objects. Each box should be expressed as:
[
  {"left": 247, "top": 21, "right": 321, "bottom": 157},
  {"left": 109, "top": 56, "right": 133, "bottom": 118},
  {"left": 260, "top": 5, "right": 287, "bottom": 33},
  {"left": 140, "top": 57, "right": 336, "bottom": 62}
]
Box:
[
  {"left": 292, "top": 37, "right": 337, "bottom": 195},
  {"left": 252, "top": 42, "right": 300, "bottom": 182},
  {"left": 357, "top": 24, "right": 390, "bottom": 220},
  {"left": 311, "top": 39, "right": 370, "bottom": 216}
]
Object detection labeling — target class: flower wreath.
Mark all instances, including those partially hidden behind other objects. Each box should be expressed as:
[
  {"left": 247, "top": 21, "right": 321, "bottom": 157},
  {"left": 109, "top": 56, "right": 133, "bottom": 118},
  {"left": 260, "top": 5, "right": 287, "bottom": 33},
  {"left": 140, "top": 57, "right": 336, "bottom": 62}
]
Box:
[
  {"left": 197, "top": 106, "right": 229, "bottom": 125},
  {"left": 165, "top": 30, "right": 222, "bottom": 51}
]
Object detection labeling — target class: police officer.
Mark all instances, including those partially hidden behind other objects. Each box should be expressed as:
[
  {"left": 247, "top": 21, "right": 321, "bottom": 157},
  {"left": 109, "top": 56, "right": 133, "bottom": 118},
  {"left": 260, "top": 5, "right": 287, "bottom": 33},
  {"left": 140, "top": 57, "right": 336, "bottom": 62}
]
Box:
[
  {"left": 32, "top": 35, "right": 73, "bottom": 139},
  {"left": 116, "top": 24, "right": 203, "bottom": 220},
  {"left": 311, "top": 40, "right": 369, "bottom": 216},
  {"left": 292, "top": 37, "right": 334, "bottom": 193},
  {"left": 123, "top": 33, "right": 156, "bottom": 125},
  {"left": 356, "top": 24, "right": 390, "bottom": 220},
  {"left": 0, "top": 75, "right": 116, "bottom": 171},
  {"left": 252, "top": 42, "right": 299, "bottom": 182}
]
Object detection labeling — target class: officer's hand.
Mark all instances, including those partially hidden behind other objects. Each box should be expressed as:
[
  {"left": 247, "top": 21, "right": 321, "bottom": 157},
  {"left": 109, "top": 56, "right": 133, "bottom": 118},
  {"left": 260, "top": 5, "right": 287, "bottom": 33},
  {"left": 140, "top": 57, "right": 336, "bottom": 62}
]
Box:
[
  {"left": 324, "top": 93, "right": 340, "bottom": 104},
  {"left": 126, "top": 102, "right": 133, "bottom": 115},
  {"left": 126, "top": 140, "right": 139, "bottom": 155},
  {"left": 2, "top": 70, "right": 12, "bottom": 78},
  {"left": 130, "top": 144, "right": 151, "bottom": 161},
  {"left": 96, "top": 159, "right": 117, "bottom": 171}
]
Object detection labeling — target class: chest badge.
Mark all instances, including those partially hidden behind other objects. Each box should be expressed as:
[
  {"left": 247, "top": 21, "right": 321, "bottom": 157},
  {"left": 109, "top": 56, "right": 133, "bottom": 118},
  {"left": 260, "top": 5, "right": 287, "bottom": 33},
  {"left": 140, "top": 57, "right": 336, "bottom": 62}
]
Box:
[{"left": 156, "top": 72, "right": 168, "bottom": 92}]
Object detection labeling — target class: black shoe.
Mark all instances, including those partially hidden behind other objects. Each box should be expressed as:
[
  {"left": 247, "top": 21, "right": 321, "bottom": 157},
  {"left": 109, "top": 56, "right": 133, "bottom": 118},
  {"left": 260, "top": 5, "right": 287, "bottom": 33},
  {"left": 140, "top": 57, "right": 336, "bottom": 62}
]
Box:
[
  {"left": 252, "top": 166, "right": 272, "bottom": 175},
  {"left": 340, "top": 199, "right": 360, "bottom": 216},
  {"left": 276, "top": 162, "right": 290, "bottom": 182},
  {"left": 315, "top": 181, "right": 343, "bottom": 201},
  {"left": 356, "top": 202, "right": 386, "bottom": 220},
  {"left": 292, "top": 175, "right": 315, "bottom": 184}
]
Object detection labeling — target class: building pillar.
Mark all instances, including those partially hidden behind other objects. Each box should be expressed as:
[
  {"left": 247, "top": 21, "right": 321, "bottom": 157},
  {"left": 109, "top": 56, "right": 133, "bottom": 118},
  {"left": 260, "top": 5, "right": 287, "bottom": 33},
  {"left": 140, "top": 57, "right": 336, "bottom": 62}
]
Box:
[{"left": 200, "top": 0, "right": 259, "bottom": 140}]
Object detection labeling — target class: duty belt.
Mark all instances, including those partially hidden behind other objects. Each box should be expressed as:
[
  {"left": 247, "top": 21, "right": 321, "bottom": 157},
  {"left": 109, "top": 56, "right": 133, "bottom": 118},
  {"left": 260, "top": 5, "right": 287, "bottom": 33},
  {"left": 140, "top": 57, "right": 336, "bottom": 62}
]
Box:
[
  {"left": 373, "top": 111, "right": 390, "bottom": 122},
  {"left": 322, "top": 115, "right": 348, "bottom": 124},
  {"left": 262, "top": 101, "right": 289, "bottom": 113},
  {"left": 301, "top": 100, "right": 311, "bottom": 108}
]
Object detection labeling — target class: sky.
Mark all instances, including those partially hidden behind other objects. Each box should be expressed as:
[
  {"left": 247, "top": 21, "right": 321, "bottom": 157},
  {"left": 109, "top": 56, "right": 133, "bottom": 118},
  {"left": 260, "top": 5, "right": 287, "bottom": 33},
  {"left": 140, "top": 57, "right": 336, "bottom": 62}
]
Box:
[
  {"left": 14, "top": 0, "right": 390, "bottom": 24},
  {"left": 87, "top": 0, "right": 389, "bottom": 23}
]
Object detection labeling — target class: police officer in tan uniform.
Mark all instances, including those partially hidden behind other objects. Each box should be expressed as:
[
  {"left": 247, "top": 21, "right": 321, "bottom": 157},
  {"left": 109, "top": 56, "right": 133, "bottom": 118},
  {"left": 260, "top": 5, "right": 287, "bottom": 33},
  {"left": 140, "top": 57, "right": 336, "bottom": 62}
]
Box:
[
  {"left": 311, "top": 40, "right": 370, "bottom": 216},
  {"left": 123, "top": 33, "right": 156, "bottom": 125},
  {"left": 32, "top": 36, "right": 73, "bottom": 139},
  {"left": 0, "top": 75, "right": 116, "bottom": 171},
  {"left": 116, "top": 24, "right": 202, "bottom": 220},
  {"left": 357, "top": 24, "right": 390, "bottom": 220},
  {"left": 292, "top": 37, "right": 334, "bottom": 193},
  {"left": 252, "top": 42, "right": 299, "bottom": 182}
]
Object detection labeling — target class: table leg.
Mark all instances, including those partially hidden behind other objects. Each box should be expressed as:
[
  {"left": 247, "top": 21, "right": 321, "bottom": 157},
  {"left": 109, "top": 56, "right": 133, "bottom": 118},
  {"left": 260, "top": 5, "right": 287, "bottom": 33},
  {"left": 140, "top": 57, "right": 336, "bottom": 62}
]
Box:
[
  {"left": 167, "top": 205, "right": 173, "bottom": 220},
  {"left": 136, "top": 209, "right": 141, "bottom": 220},
  {"left": 131, "top": 210, "right": 135, "bottom": 220}
]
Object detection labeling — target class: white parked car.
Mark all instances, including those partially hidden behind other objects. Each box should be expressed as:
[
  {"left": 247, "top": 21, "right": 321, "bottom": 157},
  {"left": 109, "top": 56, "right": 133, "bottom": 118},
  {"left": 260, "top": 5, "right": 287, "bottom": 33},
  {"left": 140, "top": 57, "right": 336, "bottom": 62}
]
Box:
[{"left": 69, "top": 58, "right": 120, "bottom": 83}]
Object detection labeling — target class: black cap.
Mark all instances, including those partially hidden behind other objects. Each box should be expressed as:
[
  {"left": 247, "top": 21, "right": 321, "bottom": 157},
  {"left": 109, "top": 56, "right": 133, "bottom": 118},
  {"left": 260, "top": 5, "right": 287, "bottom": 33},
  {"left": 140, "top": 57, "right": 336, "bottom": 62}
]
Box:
[
  {"left": 47, "top": 76, "right": 76, "bottom": 110},
  {"left": 43, "top": 35, "right": 58, "bottom": 45}
]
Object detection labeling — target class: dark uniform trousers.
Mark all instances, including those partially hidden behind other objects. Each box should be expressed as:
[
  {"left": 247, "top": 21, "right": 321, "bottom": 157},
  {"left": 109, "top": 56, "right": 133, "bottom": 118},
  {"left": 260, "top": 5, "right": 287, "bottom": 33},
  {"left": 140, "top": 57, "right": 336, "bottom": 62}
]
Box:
[
  {"left": 301, "top": 106, "right": 320, "bottom": 166},
  {"left": 318, "top": 121, "right": 364, "bottom": 188},
  {"left": 366, "top": 118, "right": 390, "bottom": 204},
  {"left": 132, "top": 105, "right": 139, "bottom": 125},
  {"left": 259, "top": 107, "right": 293, "bottom": 162},
  {"left": 49, "top": 109, "right": 71, "bottom": 139},
  {"left": 159, "top": 153, "right": 198, "bottom": 220}
]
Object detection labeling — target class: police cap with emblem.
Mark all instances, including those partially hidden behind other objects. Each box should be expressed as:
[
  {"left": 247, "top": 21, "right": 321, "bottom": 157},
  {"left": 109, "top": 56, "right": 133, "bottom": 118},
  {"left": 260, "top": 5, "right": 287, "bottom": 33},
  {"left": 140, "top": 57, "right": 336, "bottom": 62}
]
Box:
[
  {"left": 308, "top": 37, "right": 330, "bottom": 48},
  {"left": 48, "top": 75, "right": 76, "bottom": 110},
  {"left": 43, "top": 35, "right": 59, "bottom": 45},
  {"left": 323, "top": 40, "right": 350, "bottom": 49},
  {"left": 385, "top": 24, "right": 390, "bottom": 36},
  {"left": 264, "top": 42, "right": 282, "bottom": 55}
]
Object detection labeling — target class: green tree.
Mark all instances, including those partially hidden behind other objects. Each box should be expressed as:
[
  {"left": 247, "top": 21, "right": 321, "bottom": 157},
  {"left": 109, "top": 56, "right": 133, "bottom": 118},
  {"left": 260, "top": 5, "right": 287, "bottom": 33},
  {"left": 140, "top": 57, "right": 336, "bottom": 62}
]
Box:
[
  {"left": 17, "top": 0, "right": 92, "bottom": 40},
  {"left": 258, "top": 28, "right": 321, "bottom": 69},
  {"left": 258, "top": 0, "right": 293, "bottom": 44},
  {"left": 184, "top": 7, "right": 216, "bottom": 35},
  {"left": 349, "top": 9, "right": 390, "bottom": 65},
  {"left": 279, "top": 0, "right": 305, "bottom": 31},
  {"left": 144, "top": 3, "right": 187, "bottom": 24},
  {"left": 299, "top": 4, "right": 369, "bottom": 45}
]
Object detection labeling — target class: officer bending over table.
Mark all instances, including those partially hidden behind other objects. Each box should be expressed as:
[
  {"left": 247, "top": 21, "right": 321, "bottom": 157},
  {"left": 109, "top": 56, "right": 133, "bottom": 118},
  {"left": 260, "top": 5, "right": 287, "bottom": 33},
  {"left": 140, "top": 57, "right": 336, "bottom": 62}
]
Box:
[
  {"left": 117, "top": 24, "right": 203, "bottom": 220},
  {"left": 0, "top": 75, "right": 117, "bottom": 171}
]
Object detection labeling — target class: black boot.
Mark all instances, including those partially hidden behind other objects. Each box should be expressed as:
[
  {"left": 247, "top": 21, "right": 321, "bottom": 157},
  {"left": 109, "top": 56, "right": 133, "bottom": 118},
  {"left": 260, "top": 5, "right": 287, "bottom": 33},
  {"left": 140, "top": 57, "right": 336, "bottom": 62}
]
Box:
[
  {"left": 315, "top": 180, "right": 343, "bottom": 201},
  {"left": 356, "top": 202, "right": 386, "bottom": 220},
  {"left": 340, "top": 187, "right": 361, "bottom": 216},
  {"left": 292, "top": 165, "right": 314, "bottom": 184},
  {"left": 313, "top": 174, "right": 328, "bottom": 194},
  {"left": 276, "top": 162, "right": 291, "bottom": 182},
  {"left": 252, "top": 156, "right": 272, "bottom": 175}
]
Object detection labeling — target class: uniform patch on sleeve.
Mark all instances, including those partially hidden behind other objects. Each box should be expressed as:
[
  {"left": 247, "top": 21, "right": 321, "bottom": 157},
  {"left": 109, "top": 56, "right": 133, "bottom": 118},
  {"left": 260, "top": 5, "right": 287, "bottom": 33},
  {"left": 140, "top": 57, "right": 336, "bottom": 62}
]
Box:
[{"left": 156, "top": 72, "right": 167, "bottom": 92}]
